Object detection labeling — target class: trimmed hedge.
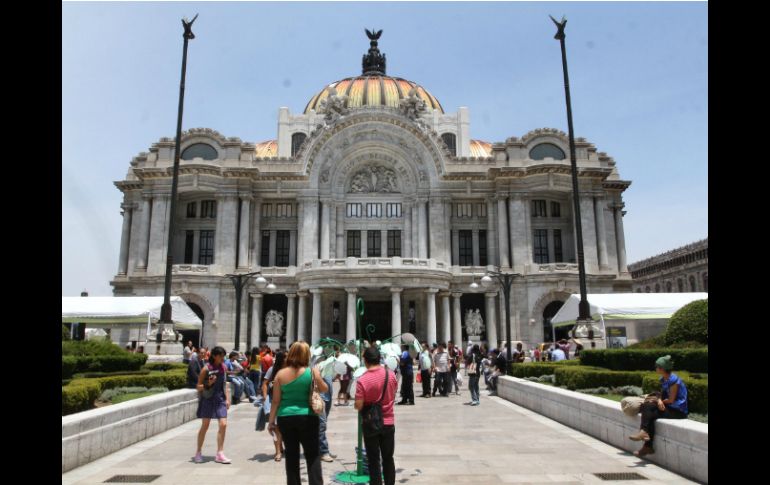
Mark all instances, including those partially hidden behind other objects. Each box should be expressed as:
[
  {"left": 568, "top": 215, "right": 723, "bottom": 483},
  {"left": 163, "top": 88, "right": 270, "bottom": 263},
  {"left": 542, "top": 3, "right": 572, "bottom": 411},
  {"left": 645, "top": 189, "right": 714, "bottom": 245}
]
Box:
[
  {"left": 642, "top": 373, "right": 708, "bottom": 414},
  {"left": 665, "top": 299, "right": 708, "bottom": 346},
  {"left": 579, "top": 349, "right": 708, "bottom": 373},
  {"left": 62, "top": 324, "right": 70, "bottom": 341},
  {"left": 62, "top": 340, "right": 126, "bottom": 356},
  {"left": 62, "top": 369, "right": 187, "bottom": 416},
  {"left": 510, "top": 360, "right": 579, "bottom": 378},
  {"left": 61, "top": 354, "right": 148, "bottom": 379},
  {"left": 143, "top": 362, "right": 188, "bottom": 372},
  {"left": 554, "top": 366, "right": 650, "bottom": 390},
  {"left": 73, "top": 370, "right": 151, "bottom": 379}
]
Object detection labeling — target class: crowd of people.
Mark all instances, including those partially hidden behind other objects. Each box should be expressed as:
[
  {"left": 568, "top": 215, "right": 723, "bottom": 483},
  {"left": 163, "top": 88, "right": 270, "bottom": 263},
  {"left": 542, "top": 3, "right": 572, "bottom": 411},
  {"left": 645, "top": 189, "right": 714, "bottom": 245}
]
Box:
[{"left": 183, "top": 338, "right": 688, "bottom": 484}]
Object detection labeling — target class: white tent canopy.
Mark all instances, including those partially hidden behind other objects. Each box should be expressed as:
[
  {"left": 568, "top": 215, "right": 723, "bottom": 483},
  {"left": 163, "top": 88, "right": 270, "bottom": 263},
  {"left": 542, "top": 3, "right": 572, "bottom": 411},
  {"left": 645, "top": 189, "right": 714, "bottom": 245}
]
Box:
[
  {"left": 551, "top": 293, "right": 708, "bottom": 327},
  {"left": 61, "top": 296, "right": 202, "bottom": 330}
]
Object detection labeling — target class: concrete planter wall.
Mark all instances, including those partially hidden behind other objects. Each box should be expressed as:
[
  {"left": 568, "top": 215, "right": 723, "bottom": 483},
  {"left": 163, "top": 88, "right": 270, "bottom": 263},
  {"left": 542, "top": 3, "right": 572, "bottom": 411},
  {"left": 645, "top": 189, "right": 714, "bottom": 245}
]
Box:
[
  {"left": 498, "top": 376, "right": 708, "bottom": 484},
  {"left": 62, "top": 389, "right": 199, "bottom": 473}
]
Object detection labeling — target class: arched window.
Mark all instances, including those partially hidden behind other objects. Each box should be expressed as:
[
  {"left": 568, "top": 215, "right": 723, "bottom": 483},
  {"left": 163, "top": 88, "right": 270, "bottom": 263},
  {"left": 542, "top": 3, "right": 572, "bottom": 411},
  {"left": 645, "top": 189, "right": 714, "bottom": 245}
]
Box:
[
  {"left": 645, "top": 286, "right": 651, "bottom": 293},
  {"left": 655, "top": 284, "right": 660, "bottom": 293},
  {"left": 181, "top": 143, "right": 218, "bottom": 160},
  {"left": 542, "top": 300, "right": 566, "bottom": 342},
  {"left": 665, "top": 281, "right": 672, "bottom": 293},
  {"left": 677, "top": 279, "right": 684, "bottom": 292},
  {"left": 636, "top": 288, "right": 642, "bottom": 293},
  {"left": 689, "top": 275, "right": 696, "bottom": 292},
  {"left": 441, "top": 133, "right": 457, "bottom": 156},
  {"left": 529, "top": 143, "right": 566, "bottom": 160},
  {"left": 291, "top": 132, "right": 307, "bottom": 157},
  {"left": 702, "top": 273, "right": 708, "bottom": 292}
]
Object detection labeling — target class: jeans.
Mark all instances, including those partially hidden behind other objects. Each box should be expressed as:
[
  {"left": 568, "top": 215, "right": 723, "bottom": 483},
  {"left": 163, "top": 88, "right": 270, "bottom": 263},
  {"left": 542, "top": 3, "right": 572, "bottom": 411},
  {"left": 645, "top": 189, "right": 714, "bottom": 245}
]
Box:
[
  {"left": 277, "top": 414, "right": 323, "bottom": 485},
  {"left": 228, "top": 376, "right": 244, "bottom": 401},
  {"left": 241, "top": 376, "right": 258, "bottom": 400},
  {"left": 436, "top": 372, "right": 449, "bottom": 395},
  {"left": 420, "top": 369, "right": 431, "bottom": 396},
  {"left": 319, "top": 397, "right": 332, "bottom": 455},
  {"left": 249, "top": 369, "right": 261, "bottom": 391},
  {"left": 400, "top": 373, "right": 414, "bottom": 403},
  {"left": 469, "top": 374, "right": 480, "bottom": 402},
  {"left": 639, "top": 403, "right": 687, "bottom": 444},
  {"left": 449, "top": 369, "right": 458, "bottom": 393},
  {"left": 364, "top": 425, "right": 395, "bottom": 485}
]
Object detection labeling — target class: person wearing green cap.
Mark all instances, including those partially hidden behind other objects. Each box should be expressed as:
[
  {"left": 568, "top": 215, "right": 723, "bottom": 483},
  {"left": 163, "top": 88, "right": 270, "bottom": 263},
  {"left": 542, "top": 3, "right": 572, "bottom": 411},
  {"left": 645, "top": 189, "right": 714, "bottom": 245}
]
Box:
[{"left": 629, "top": 355, "right": 688, "bottom": 457}]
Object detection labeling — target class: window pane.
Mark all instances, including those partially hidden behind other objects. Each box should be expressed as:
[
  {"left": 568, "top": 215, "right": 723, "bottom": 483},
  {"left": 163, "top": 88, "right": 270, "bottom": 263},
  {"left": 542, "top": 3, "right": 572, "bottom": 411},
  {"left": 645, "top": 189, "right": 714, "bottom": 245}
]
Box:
[
  {"left": 531, "top": 200, "right": 547, "bottom": 217},
  {"left": 276, "top": 231, "right": 290, "bottom": 267},
  {"left": 186, "top": 202, "right": 196, "bottom": 218},
  {"left": 347, "top": 231, "right": 361, "bottom": 257},
  {"left": 181, "top": 143, "right": 218, "bottom": 160},
  {"left": 529, "top": 143, "right": 566, "bottom": 160},
  {"left": 184, "top": 231, "right": 194, "bottom": 264},
  {"left": 550, "top": 201, "right": 561, "bottom": 217},
  {"left": 387, "top": 230, "right": 401, "bottom": 257},
  {"left": 553, "top": 229, "right": 563, "bottom": 262},
  {"left": 367, "top": 230, "right": 381, "bottom": 257},
  {"left": 199, "top": 230, "right": 215, "bottom": 265},
  {"left": 459, "top": 230, "right": 473, "bottom": 266},
  {"left": 291, "top": 133, "right": 307, "bottom": 157},
  {"left": 201, "top": 200, "right": 217, "bottom": 218},
  {"left": 441, "top": 133, "right": 457, "bottom": 156},
  {"left": 260, "top": 231, "right": 270, "bottom": 266},
  {"left": 479, "top": 230, "right": 487, "bottom": 266},
  {"left": 534, "top": 229, "right": 549, "bottom": 263}
]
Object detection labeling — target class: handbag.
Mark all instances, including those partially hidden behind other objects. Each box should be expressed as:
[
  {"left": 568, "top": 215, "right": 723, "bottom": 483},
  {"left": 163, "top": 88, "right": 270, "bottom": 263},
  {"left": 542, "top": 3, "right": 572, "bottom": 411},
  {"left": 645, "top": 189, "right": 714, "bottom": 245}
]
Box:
[
  {"left": 416, "top": 372, "right": 422, "bottom": 383},
  {"left": 255, "top": 404, "right": 267, "bottom": 431},
  {"left": 200, "top": 364, "right": 217, "bottom": 399},
  {"left": 620, "top": 396, "right": 645, "bottom": 416},
  {"left": 467, "top": 355, "right": 478, "bottom": 375},
  {"left": 361, "top": 368, "right": 389, "bottom": 437},
  {"left": 309, "top": 369, "right": 325, "bottom": 416}
]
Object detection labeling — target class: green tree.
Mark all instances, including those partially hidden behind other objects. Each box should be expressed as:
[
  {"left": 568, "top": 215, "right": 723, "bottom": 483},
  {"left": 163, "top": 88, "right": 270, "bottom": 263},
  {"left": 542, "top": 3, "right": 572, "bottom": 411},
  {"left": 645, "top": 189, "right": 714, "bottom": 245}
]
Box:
[{"left": 664, "top": 299, "right": 708, "bottom": 346}]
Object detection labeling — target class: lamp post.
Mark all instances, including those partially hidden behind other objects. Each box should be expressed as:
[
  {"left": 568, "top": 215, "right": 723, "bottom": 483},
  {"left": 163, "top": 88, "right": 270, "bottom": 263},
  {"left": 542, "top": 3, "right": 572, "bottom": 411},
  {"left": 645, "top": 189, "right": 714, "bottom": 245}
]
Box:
[
  {"left": 550, "top": 15, "right": 593, "bottom": 334},
  {"left": 158, "top": 14, "right": 199, "bottom": 339},
  {"left": 225, "top": 272, "right": 271, "bottom": 350},
  {"left": 479, "top": 271, "right": 520, "bottom": 375}
]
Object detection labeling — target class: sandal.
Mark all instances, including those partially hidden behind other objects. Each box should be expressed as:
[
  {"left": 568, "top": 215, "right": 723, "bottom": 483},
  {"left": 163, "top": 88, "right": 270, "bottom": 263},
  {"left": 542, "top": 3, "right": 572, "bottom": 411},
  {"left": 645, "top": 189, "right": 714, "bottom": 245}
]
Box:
[{"left": 275, "top": 453, "right": 282, "bottom": 462}]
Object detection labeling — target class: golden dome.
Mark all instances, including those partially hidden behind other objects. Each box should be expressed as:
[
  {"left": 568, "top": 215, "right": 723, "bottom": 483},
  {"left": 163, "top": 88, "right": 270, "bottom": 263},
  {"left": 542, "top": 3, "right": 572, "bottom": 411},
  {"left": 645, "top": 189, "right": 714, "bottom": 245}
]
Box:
[
  {"left": 304, "top": 75, "right": 444, "bottom": 115},
  {"left": 469, "top": 140, "right": 492, "bottom": 157},
  {"left": 254, "top": 139, "right": 278, "bottom": 157}
]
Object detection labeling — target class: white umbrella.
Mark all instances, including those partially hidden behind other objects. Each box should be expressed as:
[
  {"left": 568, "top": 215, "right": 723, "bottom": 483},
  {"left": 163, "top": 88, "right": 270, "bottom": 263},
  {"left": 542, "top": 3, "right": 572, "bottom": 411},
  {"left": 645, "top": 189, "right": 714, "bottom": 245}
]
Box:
[
  {"left": 379, "top": 342, "right": 402, "bottom": 358},
  {"left": 384, "top": 355, "right": 399, "bottom": 371},
  {"left": 310, "top": 344, "right": 324, "bottom": 357},
  {"left": 317, "top": 357, "right": 338, "bottom": 379},
  {"left": 409, "top": 340, "right": 422, "bottom": 358},
  {"left": 400, "top": 332, "right": 417, "bottom": 344},
  {"left": 337, "top": 353, "right": 361, "bottom": 370},
  {"left": 353, "top": 366, "right": 367, "bottom": 379}
]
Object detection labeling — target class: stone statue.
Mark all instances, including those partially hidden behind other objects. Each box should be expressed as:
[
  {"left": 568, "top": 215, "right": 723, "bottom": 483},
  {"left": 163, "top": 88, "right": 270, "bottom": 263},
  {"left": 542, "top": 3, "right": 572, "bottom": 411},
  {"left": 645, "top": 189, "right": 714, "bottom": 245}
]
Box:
[
  {"left": 265, "top": 309, "right": 285, "bottom": 337},
  {"left": 464, "top": 308, "right": 485, "bottom": 336},
  {"left": 398, "top": 87, "right": 428, "bottom": 128},
  {"left": 318, "top": 86, "right": 350, "bottom": 124},
  {"left": 348, "top": 165, "right": 399, "bottom": 193}
]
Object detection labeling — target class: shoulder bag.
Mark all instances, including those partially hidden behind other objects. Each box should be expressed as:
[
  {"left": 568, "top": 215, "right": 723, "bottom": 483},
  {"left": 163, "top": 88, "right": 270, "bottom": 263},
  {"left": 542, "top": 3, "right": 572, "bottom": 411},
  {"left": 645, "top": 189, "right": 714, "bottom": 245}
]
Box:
[
  {"left": 309, "top": 369, "right": 325, "bottom": 415},
  {"left": 361, "top": 368, "right": 389, "bottom": 437}
]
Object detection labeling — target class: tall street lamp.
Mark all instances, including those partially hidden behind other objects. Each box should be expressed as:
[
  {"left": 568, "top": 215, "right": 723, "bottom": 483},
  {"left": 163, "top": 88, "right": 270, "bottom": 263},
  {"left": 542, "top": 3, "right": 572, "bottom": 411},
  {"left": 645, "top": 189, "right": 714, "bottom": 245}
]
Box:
[
  {"left": 550, "top": 15, "right": 595, "bottom": 338},
  {"left": 158, "top": 14, "right": 199, "bottom": 339},
  {"left": 478, "top": 271, "right": 520, "bottom": 375},
  {"left": 225, "top": 272, "right": 273, "bottom": 350}
]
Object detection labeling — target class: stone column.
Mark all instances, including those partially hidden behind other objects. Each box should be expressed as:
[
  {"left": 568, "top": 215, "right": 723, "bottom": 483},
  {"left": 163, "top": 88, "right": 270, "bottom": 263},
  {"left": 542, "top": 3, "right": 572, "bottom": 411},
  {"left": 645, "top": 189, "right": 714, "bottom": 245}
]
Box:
[
  {"left": 497, "top": 197, "right": 510, "bottom": 268},
  {"left": 509, "top": 195, "right": 528, "bottom": 273},
  {"left": 285, "top": 293, "right": 296, "bottom": 346},
  {"left": 486, "top": 198, "right": 498, "bottom": 266},
  {"left": 381, "top": 229, "right": 388, "bottom": 258},
  {"left": 451, "top": 230, "right": 460, "bottom": 265},
  {"left": 136, "top": 196, "right": 152, "bottom": 269},
  {"left": 440, "top": 292, "right": 451, "bottom": 343},
  {"left": 391, "top": 288, "right": 403, "bottom": 344},
  {"left": 472, "top": 230, "right": 480, "bottom": 266},
  {"left": 426, "top": 289, "right": 438, "bottom": 345},
  {"left": 117, "top": 205, "right": 133, "bottom": 274},
  {"left": 238, "top": 197, "right": 251, "bottom": 268},
  {"left": 418, "top": 200, "right": 428, "bottom": 258},
  {"left": 215, "top": 195, "right": 238, "bottom": 272},
  {"left": 147, "top": 194, "right": 170, "bottom": 273},
  {"left": 269, "top": 230, "right": 277, "bottom": 266},
  {"left": 429, "top": 198, "right": 449, "bottom": 263},
  {"left": 289, "top": 230, "right": 297, "bottom": 266},
  {"left": 297, "top": 291, "right": 308, "bottom": 342},
  {"left": 321, "top": 200, "right": 331, "bottom": 259},
  {"left": 452, "top": 292, "right": 463, "bottom": 346},
  {"left": 296, "top": 201, "right": 304, "bottom": 264},
  {"left": 310, "top": 289, "right": 322, "bottom": 344},
  {"left": 361, "top": 230, "right": 368, "bottom": 258},
  {"left": 579, "top": 196, "right": 599, "bottom": 270},
  {"left": 250, "top": 199, "right": 261, "bottom": 268},
  {"left": 346, "top": 288, "right": 358, "bottom": 343},
  {"left": 250, "top": 293, "right": 263, "bottom": 348},
  {"left": 485, "top": 292, "right": 498, "bottom": 349},
  {"left": 404, "top": 203, "right": 412, "bottom": 258},
  {"left": 595, "top": 197, "right": 609, "bottom": 269},
  {"left": 412, "top": 203, "right": 419, "bottom": 257},
  {"left": 614, "top": 205, "right": 628, "bottom": 273},
  {"left": 336, "top": 204, "right": 345, "bottom": 258},
  {"left": 300, "top": 197, "right": 319, "bottom": 263}
]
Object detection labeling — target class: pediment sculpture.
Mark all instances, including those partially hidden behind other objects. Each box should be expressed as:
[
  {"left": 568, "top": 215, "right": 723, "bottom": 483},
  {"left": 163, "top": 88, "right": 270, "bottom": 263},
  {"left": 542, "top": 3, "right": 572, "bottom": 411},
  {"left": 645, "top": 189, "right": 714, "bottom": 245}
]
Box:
[
  {"left": 348, "top": 165, "right": 399, "bottom": 193},
  {"left": 398, "top": 87, "right": 428, "bottom": 129},
  {"left": 265, "top": 309, "right": 285, "bottom": 337},
  {"left": 318, "top": 86, "right": 350, "bottom": 125}
]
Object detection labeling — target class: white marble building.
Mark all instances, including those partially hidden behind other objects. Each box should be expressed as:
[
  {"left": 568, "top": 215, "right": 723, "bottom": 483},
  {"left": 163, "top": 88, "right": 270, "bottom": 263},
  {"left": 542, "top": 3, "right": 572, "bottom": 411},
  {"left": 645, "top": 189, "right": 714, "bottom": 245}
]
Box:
[{"left": 111, "top": 33, "right": 632, "bottom": 350}]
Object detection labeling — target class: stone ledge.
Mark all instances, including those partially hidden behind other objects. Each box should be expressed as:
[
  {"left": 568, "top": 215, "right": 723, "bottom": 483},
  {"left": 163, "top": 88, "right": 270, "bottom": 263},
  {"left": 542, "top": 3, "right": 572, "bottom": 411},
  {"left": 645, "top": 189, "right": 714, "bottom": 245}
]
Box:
[
  {"left": 62, "top": 389, "right": 199, "bottom": 473},
  {"left": 497, "top": 376, "right": 708, "bottom": 484}
]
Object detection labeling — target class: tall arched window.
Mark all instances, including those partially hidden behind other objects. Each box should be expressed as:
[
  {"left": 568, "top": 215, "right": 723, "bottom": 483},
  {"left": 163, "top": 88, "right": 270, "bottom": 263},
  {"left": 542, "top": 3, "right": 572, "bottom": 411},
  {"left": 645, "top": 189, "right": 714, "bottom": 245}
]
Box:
[
  {"left": 291, "top": 132, "right": 307, "bottom": 157},
  {"left": 655, "top": 283, "right": 660, "bottom": 293},
  {"left": 441, "top": 133, "right": 457, "bottom": 156},
  {"left": 702, "top": 273, "right": 708, "bottom": 292},
  {"left": 689, "top": 275, "right": 696, "bottom": 291},
  {"left": 529, "top": 143, "right": 566, "bottom": 160},
  {"left": 645, "top": 286, "right": 651, "bottom": 293},
  {"left": 665, "top": 281, "right": 672, "bottom": 293},
  {"left": 181, "top": 143, "right": 218, "bottom": 160},
  {"left": 677, "top": 279, "right": 684, "bottom": 292}
]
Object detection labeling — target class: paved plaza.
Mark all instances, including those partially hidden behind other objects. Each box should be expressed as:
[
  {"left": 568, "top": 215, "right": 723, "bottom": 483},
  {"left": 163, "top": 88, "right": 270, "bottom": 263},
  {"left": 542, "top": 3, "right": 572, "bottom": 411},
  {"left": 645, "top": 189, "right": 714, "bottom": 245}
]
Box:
[{"left": 63, "top": 388, "right": 696, "bottom": 485}]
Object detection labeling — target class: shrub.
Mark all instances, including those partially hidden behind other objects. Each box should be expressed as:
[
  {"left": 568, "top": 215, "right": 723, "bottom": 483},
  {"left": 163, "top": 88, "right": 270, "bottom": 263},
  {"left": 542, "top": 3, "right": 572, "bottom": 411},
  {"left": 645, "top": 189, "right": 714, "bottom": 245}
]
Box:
[
  {"left": 68, "top": 354, "right": 149, "bottom": 374},
  {"left": 579, "top": 349, "right": 708, "bottom": 373},
  {"left": 99, "top": 386, "right": 169, "bottom": 402},
  {"left": 62, "top": 356, "right": 77, "bottom": 379},
  {"left": 62, "top": 380, "right": 102, "bottom": 415},
  {"left": 628, "top": 334, "right": 668, "bottom": 349},
  {"left": 62, "top": 340, "right": 126, "bottom": 356},
  {"left": 642, "top": 373, "right": 708, "bottom": 414},
  {"left": 554, "top": 366, "right": 651, "bottom": 390},
  {"left": 143, "top": 362, "right": 188, "bottom": 372},
  {"left": 665, "top": 299, "right": 708, "bottom": 346},
  {"left": 62, "top": 324, "right": 70, "bottom": 341},
  {"left": 614, "top": 385, "right": 644, "bottom": 396},
  {"left": 510, "top": 361, "right": 578, "bottom": 378},
  {"left": 73, "top": 370, "right": 151, "bottom": 379}
]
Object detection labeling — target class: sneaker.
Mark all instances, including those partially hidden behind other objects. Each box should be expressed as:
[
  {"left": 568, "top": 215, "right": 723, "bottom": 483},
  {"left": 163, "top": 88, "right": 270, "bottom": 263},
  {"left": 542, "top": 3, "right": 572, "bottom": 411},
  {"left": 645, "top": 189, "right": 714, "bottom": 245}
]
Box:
[
  {"left": 321, "top": 454, "right": 334, "bottom": 463},
  {"left": 629, "top": 430, "right": 651, "bottom": 442},
  {"left": 193, "top": 452, "right": 203, "bottom": 463},
  {"left": 471, "top": 401, "right": 480, "bottom": 406},
  {"left": 215, "top": 452, "right": 232, "bottom": 464}
]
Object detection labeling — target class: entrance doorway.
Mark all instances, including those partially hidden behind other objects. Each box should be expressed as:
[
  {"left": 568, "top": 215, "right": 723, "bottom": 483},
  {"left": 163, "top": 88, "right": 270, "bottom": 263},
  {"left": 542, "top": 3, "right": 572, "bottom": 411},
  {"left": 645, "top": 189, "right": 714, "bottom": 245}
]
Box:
[
  {"left": 360, "top": 301, "right": 392, "bottom": 342},
  {"left": 178, "top": 303, "right": 203, "bottom": 348},
  {"left": 542, "top": 300, "right": 570, "bottom": 342}
]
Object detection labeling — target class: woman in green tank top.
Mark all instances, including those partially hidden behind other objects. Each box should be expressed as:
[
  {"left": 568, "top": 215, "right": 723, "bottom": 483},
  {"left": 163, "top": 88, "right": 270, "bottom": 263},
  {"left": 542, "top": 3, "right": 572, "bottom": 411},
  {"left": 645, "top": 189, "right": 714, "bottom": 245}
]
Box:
[{"left": 268, "top": 341, "right": 329, "bottom": 485}]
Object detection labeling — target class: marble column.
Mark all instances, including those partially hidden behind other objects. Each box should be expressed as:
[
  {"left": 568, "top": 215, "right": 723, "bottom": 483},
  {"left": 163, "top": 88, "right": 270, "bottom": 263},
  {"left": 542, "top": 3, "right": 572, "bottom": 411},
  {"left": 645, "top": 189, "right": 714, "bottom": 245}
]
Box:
[
  {"left": 579, "top": 196, "right": 599, "bottom": 270},
  {"left": 336, "top": 204, "right": 345, "bottom": 259},
  {"left": 269, "top": 230, "right": 277, "bottom": 266},
  {"left": 485, "top": 292, "right": 498, "bottom": 349},
  {"left": 497, "top": 197, "right": 510, "bottom": 268},
  {"left": 289, "top": 230, "right": 297, "bottom": 266},
  {"left": 215, "top": 195, "right": 238, "bottom": 272},
  {"left": 117, "top": 205, "right": 133, "bottom": 274},
  {"left": 147, "top": 194, "right": 170, "bottom": 274},
  {"left": 238, "top": 197, "right": 251, "bottom": 268},
  {"left": 136, "top": 196, "right": 152, "bottom": 269},
  {"left": 452, "top": 292, "right": 463, "bottom": 345},
  {"left": 321, "top": 200, "right": 331, "bottom": 259},
  {"left": 250, "top": 293, "right": 263, "bottom": 348},
  {"left": 297, "top": 201, "right": 304, "bottom": 264},
  {"left": 426, "top": 289, "right": 438, "bottom": 345},
  {"left": 429, "top": 198, "right": 450, "bottom": 263},
  {"left": 346, "top": 288, "right": 358, "bottom": 343},
  {"left": 285, "top": 293, "right": 296, "bottom": 346},
  {"left": 297, "top": 291, "right": 308, "bottom": 342},
  {"left": 614, "top": 205, "right": 628, "bottom": 273},
  {"left": 486, "top": 198, "right": 498, "bottom": 266},
  {"left": 595, "top": 197, "right": 609, "bottom": 269},
  {"left": 391, "top": 288, "right": 402, "bottom": 344},
  {"left": 404, "top": 203, "right": 412, "bottom": 258},
  {"left": 411, "top": 203, "right": 419, "bottom": 257},
  {"left": 301, "top": 197, "right": 319, "bottom": 263},
  {"left": 381, "top": 229, "right": 388, "bottom": 258},
  {"left": 250, "top": 199, "right": 261, "bottom": 268},
  {"left": 451, "top": 231, "right": 460, "bottom": 265},
  {"left": 440, "top": 292, "right": 451, "bottom": 343},
  {"left": 418, "top": 200, "right": 428, "bottom": 258},
  {"left": 311, "top": 289, "right": 322, "bottom": 344},
  {"left": 509, "top": 196, "right": 528, "bottom": 273},
  {"left": 472, "top": 230, "right": 480, "bottom": 266}
]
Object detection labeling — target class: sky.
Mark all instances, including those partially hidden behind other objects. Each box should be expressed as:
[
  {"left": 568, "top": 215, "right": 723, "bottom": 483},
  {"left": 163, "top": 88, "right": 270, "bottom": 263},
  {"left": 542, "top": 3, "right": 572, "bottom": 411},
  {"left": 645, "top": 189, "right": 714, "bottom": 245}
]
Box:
[{"left": 62, "top": 1, "right": 708, "bottom": 296}]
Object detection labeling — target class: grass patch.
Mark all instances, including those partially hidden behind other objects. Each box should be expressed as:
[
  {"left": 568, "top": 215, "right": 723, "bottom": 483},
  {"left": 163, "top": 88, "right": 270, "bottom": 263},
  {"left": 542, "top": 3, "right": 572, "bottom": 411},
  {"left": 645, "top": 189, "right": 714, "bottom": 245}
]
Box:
[{"left": 110, "top": 390, "right": 166, "bottom": 404}]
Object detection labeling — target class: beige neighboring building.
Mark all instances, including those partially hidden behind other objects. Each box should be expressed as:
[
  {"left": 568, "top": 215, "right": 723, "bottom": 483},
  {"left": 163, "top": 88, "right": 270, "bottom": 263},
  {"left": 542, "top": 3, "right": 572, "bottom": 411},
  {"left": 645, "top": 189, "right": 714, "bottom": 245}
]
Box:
[
  {"left": 110, "top": 32, "right": 633, "bottom": 351},
  {"left": 629, "top": 239, "right": 708, "bottom": 294}
]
